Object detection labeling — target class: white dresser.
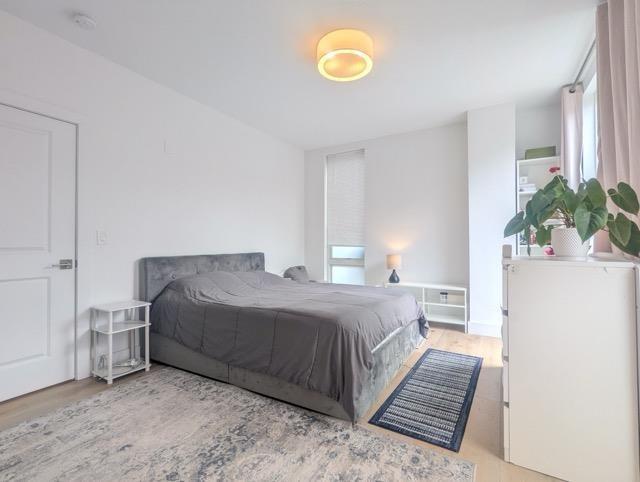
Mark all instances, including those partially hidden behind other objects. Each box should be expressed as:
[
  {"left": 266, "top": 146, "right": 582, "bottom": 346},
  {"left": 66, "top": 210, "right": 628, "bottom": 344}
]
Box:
[{"left": 502, "top": 256, "right": 640, "bottom": 482}]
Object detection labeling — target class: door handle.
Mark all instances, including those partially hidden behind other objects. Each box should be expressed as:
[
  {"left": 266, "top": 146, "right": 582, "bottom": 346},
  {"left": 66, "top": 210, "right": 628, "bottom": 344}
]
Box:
[{"left": 46, "top": 259, "right": 73, "bottom": 270}]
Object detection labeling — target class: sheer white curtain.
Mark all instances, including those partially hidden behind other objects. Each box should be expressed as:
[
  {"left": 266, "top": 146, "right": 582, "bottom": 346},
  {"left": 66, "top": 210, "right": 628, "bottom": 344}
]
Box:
[
  {"left": 326, "top": 149, "right": 365, "bottom": 247},
  {"left": 561, "top": 84, "right": 584, "bottom": 190},
  {"left": 595, "top": 0, "right": 640, "bottom": 252}
]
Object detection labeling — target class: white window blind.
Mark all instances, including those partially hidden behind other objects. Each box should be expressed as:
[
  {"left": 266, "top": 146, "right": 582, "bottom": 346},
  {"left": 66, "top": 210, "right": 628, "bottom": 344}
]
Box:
[{"left": 326, "top": 149, "right": 365, "bottom": 246}]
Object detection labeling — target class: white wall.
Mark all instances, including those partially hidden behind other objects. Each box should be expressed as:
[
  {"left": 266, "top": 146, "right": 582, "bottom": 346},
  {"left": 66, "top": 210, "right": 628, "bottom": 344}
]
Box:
[
  {"left": 467, "top": 103, "right": 515, "bottom": 337},
  {"left": 304, "top": 153, "right": 327, "bottom": 281},
  {"left": 305, "top": 123, "right": 469, "bottom": 288},
  {"left": 0, "top": 11, "right": 305, "bottom": 378},
  {"left": 516, "top": 103, "right": 561, "bottom": 160}
]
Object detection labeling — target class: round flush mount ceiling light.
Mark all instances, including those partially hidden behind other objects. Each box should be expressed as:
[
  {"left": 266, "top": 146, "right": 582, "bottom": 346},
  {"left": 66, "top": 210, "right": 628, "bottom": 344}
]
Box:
[
  {"left": 73, "top": 13, "right": 97, "bottom": 30},
  {"left": 317, "top": 29, "right": 373, "bottom": 82}
]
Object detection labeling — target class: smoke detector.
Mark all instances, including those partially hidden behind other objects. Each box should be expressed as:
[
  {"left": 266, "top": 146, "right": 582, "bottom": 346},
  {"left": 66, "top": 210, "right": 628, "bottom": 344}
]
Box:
[{"left": 73, "top": 13, "right": 97, "bottom": 30}]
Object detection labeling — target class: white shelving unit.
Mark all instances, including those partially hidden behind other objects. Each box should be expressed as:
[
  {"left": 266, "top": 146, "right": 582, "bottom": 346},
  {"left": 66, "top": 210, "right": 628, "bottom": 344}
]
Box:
[
  {"left": 516, "top": 156, "right": 561, "bottom": 255},
  {"left": 385, "top": 282, "right": 468, "bottom": 333},
  {"left": 91, "top": 300, "right": 151, "bottom": 384}
]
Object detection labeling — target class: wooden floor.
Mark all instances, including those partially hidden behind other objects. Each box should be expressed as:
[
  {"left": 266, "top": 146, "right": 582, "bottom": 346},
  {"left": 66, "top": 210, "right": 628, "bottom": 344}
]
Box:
[
  {"left": 0, "top": 327, "right": 557, "bottom": 481},
  {"left": 362, "top": 326, "right": 559, "bottom": 482}
]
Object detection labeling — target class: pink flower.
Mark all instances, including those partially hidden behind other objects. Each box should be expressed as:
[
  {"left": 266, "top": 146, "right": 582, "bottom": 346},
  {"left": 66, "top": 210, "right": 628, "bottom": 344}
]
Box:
[
  {"left": 543, "top": 246, "right": 555, "bottom": 256},
  {"left": 549, "top": 166, "right": 561, "bottom": 174}
]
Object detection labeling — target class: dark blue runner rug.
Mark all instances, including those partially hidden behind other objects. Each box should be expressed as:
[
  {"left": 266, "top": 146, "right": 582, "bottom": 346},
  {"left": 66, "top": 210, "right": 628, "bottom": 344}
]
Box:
[{"left": 369, "top": 348, "right": 482, "bottom": 452}]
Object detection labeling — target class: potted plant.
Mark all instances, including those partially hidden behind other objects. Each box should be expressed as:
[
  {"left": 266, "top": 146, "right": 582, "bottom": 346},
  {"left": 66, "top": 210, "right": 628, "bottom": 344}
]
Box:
[{"left": 504, "top": 175, "right": 640, "bottom": 258}]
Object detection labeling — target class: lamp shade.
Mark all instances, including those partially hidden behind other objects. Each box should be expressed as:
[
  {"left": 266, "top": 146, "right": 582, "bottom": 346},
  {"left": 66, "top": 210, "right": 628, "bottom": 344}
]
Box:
[
  {"left": 386, "top": 254, "right": 402, "bottom": 270},
  {"left": 317, "top": 29, "right": 373, "bottom": 82}
]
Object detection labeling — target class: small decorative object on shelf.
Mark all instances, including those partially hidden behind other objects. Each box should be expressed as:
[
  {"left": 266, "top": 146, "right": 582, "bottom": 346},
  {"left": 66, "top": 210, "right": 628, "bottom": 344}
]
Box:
[
  {"left": 90, "top": 300, "right": 151, "bottom": 385},
  {"left": 439, "top": 291, "right": 448, "bottom": 303},
  {"left": 386, "top": 254, "right": 402, "bottom": 283},
  {"left": 505, "top": 175, "right": 640, "bottom": 259}
]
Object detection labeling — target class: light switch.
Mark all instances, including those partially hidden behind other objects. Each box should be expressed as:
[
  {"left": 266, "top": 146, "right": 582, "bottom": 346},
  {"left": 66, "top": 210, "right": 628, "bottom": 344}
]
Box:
[
  {"left": 96, "top": 230, "right": 108, "bottom": 246},
  {"left": 164, "top": 139, "right": 177, "bottom": 155}
]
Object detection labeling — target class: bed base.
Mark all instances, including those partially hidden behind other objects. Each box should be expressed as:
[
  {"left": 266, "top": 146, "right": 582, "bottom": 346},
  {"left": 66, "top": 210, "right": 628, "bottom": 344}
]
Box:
[{"left": 150, "top": 319, "right": 423, "bottom": 422}]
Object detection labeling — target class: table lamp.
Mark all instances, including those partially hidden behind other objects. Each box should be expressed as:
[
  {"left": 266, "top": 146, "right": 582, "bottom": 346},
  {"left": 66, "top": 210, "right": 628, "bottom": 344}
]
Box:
[{"left": 386, "top": 254, "right": 402, "bottom": 283}]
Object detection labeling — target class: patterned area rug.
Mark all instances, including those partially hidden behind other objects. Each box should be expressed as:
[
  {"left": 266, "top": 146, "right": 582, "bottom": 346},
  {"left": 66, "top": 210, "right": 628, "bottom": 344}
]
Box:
[
  {"left": 0, "top": 367, "right": 475, "bottom": 481},
  {"left": 369, "top": 349, "right": 482, "bottom": 452}
]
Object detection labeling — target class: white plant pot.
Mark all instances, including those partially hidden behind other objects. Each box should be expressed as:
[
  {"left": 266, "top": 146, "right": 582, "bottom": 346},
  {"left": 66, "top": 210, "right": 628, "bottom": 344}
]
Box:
[{"left": 551, "top": 227, "right": 591, "bottom": 258}]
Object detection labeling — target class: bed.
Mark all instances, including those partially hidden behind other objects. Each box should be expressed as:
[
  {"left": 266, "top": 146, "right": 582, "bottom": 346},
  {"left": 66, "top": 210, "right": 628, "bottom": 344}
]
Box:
[{"left": 140, "top": 252, "right": 427, "bottom": 422}]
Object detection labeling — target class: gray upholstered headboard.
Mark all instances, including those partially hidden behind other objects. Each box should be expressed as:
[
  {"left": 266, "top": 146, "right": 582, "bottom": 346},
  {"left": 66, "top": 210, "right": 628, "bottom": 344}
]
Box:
[{"left": 140, "top": 252, "right": 265, "bottom": 302}]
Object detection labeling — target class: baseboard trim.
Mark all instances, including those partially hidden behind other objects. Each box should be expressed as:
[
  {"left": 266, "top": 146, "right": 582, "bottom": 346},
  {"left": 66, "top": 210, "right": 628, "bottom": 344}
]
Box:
[{"left": 467, "top": 321, "right": 501, "bottom": 338}]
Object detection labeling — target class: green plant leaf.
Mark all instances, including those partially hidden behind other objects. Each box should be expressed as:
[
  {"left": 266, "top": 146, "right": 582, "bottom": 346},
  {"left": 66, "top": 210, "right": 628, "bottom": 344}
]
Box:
[
  {"left": 530, "top": 190, "right": 559, "bottom": 227},
  {"left": 574, "top": 204, "right": 607, "bottom": 241},
  {"left": 531, "top": 190, "right": 554, "bottom": 213},
  {"left": 504, "top": 211, "right": 526, "bottom": 237},
  {"left": 585, "top": 178, "right": 607, "bottom": 208},
  {"left": 608, "top": 182, "right": 640, "bottom": 215},
  {"left": 539, "top": 204, "right": 560, "bottom": 226},
  {"left": 608, "top": 212, "right": 633, "bottom": 246},
  {"left": 543, "top": 176, "right": 566, "bottom": 197},
  {"left": 576, "top": 182, "right": 588, "bottom": 201},
  {"left": 535, "top": 225, "right": 552, "bottom": 247},
  {"left": 610, "top": 221, "right": 640, "bottom": 257},
  {"left": 524, "top": 199, "right": 537, "bottom": 226},
  {"left": 561, "top": 190, "right": 579, "bottom": 214}
]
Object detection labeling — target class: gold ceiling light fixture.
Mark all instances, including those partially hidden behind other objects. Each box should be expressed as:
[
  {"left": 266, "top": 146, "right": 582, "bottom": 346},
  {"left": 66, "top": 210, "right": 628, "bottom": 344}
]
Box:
[{"left": 316, "top": 29, "right": 373, "bottom": 82}]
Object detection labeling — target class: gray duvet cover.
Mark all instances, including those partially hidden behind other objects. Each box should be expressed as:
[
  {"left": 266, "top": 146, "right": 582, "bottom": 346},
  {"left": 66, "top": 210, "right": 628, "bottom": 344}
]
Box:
[{"left": 151, "top": 271, "right": 427, "bottom": 420}]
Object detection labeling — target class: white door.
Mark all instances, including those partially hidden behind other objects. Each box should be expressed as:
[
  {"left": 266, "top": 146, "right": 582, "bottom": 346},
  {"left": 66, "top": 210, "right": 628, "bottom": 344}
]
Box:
[{"left": 0, "top": 104, "right": 76, "bottom": 401}]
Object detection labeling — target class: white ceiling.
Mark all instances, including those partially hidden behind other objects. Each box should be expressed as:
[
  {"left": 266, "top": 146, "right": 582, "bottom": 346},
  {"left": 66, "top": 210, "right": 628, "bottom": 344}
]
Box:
[{"left": 0, "top": 0, "right": 598, "bottom": 149}]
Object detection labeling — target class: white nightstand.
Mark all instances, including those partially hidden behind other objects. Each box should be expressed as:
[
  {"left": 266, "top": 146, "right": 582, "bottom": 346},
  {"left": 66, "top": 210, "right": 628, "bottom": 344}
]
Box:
[
  {"left": 385, "top": 282, "right": 468, "bottom": 333},
  {"left": 90, "top": 300, "right": 151, "bottom": 384}
]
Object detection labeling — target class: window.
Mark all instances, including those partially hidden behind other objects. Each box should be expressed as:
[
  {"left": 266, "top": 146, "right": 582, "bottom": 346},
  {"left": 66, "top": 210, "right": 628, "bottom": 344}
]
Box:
[
  {"left": 326, "top": 149, "right": 365, "bottom": 284},
  {"left": 328, "top": 246, "right": 365, "bottom": 285},
  {"left": 329, "top": 265, "right": 365, "bottom": 285}
]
